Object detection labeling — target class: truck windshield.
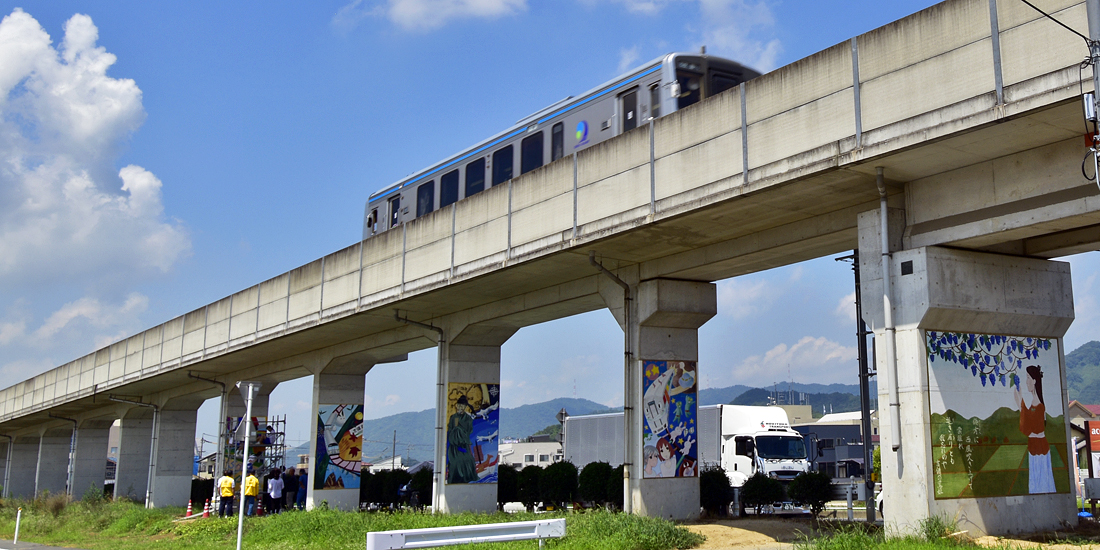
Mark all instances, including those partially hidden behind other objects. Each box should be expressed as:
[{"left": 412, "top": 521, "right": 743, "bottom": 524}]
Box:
[{"left": 755, "top": 436, "right": 807, "bottom": 460}]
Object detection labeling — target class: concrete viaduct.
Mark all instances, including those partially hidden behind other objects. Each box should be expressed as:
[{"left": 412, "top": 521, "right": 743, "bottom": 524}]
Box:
[{"left": 1, "top": 0, "right": 1097, "bottom": 535}]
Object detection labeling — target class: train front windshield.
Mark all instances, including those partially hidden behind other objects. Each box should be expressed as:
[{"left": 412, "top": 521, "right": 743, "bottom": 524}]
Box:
[{"left": 755, "top": 435, "right": 807, "bottom": 460}]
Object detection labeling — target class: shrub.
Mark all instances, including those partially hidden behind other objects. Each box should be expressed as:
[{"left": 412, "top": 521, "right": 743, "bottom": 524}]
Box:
[
  {"left": 606, "top": 464, "right": 624, "bottom": 510},
  {"left": 699, "top": 464, "right": 732, "bottom": 516},
  {"left": 739, "top": 473, "right": 783, "bottom": 513},
  {"left": 540, "top": 461, "right": 578, "bottom": 510},
  {"left": 496, "top": 464, "right": 518, "bottom": 510},
  {"left": 382, "top": 469, "right": 411, "bottom": 506},
  {"left": 518, "top": 465, "right": 542, "bottom": 512},
  {"left": 410, "top": 466, "right": 433, "bottom": 508},
  {"left": 787, "top": 470, "right": 833, "bottom": 518},
  {"left": 578, "top": 461, "right": 613, "bottom": 504}
]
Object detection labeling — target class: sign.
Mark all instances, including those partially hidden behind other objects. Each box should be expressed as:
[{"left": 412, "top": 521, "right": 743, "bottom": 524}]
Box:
[{"left": 1088, "top": 420, "right": 1100, "bottom": 479}]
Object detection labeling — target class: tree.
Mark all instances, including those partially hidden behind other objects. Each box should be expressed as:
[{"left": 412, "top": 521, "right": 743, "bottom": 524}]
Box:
[
  {"left": 739, "top": 473, "right": 783, "bottom": 514},
  {"left": 605, "top": 464, "right": 624, "bottom": 510},
  {"left": 786, "top": 470, "right": 833, "bottom": 521},
  {"left": 410, "top": 466, "right": 433, "bottom": 508},
  {"left": 382, "top": 469, "right": 411, "bottom": 506},
  {"left": 927, "top": 331, "right": 1052, "bottom": 389},
  {"left": 497, "top": 464, "right": 518, "bottom": 510},
  {"left": 578, "top": 461, "right": 613, "bottom": 504},
  {"left": 518, "top": 465, "right": 542, "bottom": 512},
  {"left": 872, "top": 446, "right": 881, "bottom": 481},
  {"left": 540, "top": 461, "right": 578, "bottom": 510},
  {"left": 699, "top": 464, "right": 733, "bottom": 516}
]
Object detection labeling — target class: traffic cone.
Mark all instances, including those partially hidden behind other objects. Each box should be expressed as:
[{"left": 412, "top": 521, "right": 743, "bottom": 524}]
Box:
[
  {"left": 202, "top": 499, "right": 210, "bottom": 518},
  {"left": 257, "top": 503, "right": 265, "bottom": 517},
  {"left": 185, "top": 500, "right": 192, "bottom": 517}
]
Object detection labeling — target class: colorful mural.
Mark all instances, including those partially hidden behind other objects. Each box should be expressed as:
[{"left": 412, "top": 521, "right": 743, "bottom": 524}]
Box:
[
  {"left": 927, "top": 331, "right": 1069, "bottom": 499},
  {"left": 445, "top": 382, "right": 499, "bottom": 484},
  {"left": 314, "top": 404, "right": 364, "bottom": 490},
  {"left": 641, "top": 360, "right": 698, "bottom": 478}
]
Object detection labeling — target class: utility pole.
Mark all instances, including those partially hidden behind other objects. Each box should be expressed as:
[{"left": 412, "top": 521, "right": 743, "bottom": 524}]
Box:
[{"left": 837, "top": 250, "right": 876, "bottom": 522}]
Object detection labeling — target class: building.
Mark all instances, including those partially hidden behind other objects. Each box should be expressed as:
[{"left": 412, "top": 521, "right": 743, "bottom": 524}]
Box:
[
  {"left": 498, "top": 441, "right": 562, "bottom": 468},
  {"left": 793, "top": 410, "right": 878, "bottom": 480}
]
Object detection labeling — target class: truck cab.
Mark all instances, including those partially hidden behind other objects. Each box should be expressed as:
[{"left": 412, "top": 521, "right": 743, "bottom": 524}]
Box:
[{"left": 719, "top": 405, "right": 810, "bottom": 487}]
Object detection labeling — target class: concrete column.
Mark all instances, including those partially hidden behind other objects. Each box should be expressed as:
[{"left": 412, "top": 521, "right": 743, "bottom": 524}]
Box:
[
  {"left": 114, "top": 408, "right": 153, "bottom": 502},
  {"left": 434, "top": 337, "right": 510, "bottom": 514},
  {"left": 307, "top": 372, "right": 366, "bottom": 511},
  {"left": 0, "top": 437, "right": 8, "bottom": 498},
  {"left": 71, "top": 419, "right": 112, "bottom": 500},
  {"left": 8, "top": 435, "right": 40, "bottom": 498},
  {"left": 631, "top": 279, "right": 716, "bottom": 520},
  {"left": 859, "top": 211, "right": 1076, "bottom": 535},
  {"left": 148, "top": 397, "right": 201, "bottom": 507},
  {"left": 35, "top": 426, "right": 73, "bottom": 496}
]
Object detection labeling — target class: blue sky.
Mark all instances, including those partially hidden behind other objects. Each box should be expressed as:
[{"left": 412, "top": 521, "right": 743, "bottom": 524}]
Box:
[{"left": 3, "top": 0, "right": 1099, "bottom": 449}]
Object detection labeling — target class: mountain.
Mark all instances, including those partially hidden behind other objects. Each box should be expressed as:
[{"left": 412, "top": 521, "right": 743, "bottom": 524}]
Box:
[
  {"left": 698, "top": 385, "right": 753, "bottom": 405},
  {"left": 697, "top": 383, "right": 859, "bottom": 407},
  {"left": 1067, "top": 341, "right": 1100, "bottom": 404}
]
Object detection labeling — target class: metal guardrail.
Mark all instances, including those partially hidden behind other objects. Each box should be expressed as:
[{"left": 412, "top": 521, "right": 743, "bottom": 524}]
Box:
[{"left": 366, "top": 518, "right": 566, "bottom": 550}]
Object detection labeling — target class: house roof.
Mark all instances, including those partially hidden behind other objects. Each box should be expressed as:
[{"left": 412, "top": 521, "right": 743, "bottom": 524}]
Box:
[{"left": 1086, "top": 404, "right": 1100, "bottom": 416}]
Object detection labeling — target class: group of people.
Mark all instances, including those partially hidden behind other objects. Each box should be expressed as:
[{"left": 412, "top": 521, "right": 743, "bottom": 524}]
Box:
[{"left": 216, "top": 466, "right": 309, "bottom": 517}]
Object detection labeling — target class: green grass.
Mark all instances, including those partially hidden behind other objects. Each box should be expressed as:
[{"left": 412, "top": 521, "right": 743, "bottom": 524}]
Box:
[
  {"left": 0, "top": 498, "right": 703, "bottom": 550},
  {"left": 795, "top": 516, "right": 1027, "bottom": 550}
]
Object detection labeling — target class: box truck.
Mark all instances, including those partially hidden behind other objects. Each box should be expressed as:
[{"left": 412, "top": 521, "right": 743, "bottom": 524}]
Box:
[{"left": 562, "top": 404, "right": 810, "bottom": 487}]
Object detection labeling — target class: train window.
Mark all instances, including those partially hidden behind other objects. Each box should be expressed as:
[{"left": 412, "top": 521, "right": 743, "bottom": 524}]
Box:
[
  {"left": 551, "top": 122, "right": 564, "bottom": 161},
  {"left": 492, "top": 145, "right": 513, "bottom": 186},
  {"left": 649, "top": 85, "right": 661, "bottom": 118},
  {"left": 521, "top": 132, "right": 543, "bottom": 175},
  {"left": 440, "top": 170, "right": 459, "bottom": 207},
  {"left": 675, "top": 70, "right": 702, "bottom": 109},
  {"left": 389, "top": 196, "right": 401, "bottom": 228},
  {"left": 367, "top": 209, "right": 378, "bottom": 235},
  {"left": 709, "top": 71, "right": 739, "bottom": 96},
  {"left": 466, "top": 158, "right": 485, "bottom": 197},
  {"left": 416, "top": 180, "right": 435, "bottom": 218},
  {"left": 620, "top": 89, "right": 637, "bottom": 132}
]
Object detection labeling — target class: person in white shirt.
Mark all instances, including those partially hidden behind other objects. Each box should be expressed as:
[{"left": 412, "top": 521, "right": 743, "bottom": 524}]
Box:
[{"left": 267, "top": 467, "right": 285, "bottom": 514}]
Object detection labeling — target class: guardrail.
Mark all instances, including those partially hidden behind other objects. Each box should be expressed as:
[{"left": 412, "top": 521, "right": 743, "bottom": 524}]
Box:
[{"left": 366, "top": 518, "right": 566, "bottom": 550}]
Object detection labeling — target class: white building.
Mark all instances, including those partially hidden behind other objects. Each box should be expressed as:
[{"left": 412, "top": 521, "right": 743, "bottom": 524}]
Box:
[{"left": 498, "top": 442, "right": 562, "bottom": 468}]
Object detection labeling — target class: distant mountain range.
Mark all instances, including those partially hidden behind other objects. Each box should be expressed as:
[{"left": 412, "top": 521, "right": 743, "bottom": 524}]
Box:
[{"left": 1067, "top": 341, "right": 1100, "bottom": 404}]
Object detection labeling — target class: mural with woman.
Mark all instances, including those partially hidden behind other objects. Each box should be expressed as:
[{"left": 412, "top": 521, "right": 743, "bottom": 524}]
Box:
[
  {"left": 927, "top": 331, "right": 1068, "bottom": 498},
  {"left": 641, "top": 360, "right": 697, "bottom": 479}
]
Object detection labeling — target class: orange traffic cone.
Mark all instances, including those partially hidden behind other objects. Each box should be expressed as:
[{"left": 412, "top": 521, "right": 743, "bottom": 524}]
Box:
[
  {"left": 202, "top": 499, "right": 210, "bottom": 518},
  {"left": 185, "top": 500, "right": 193, "bottom": 517},
  {"left": 257, "top": 503, "right": 265, "bottom": 517}
]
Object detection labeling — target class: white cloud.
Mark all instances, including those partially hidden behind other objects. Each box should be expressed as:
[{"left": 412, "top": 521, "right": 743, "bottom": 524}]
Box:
[
  {"left": 0, "top": 9, "right": 189, "bottom": 379},
  {"left": 618, "top": 46, "right": 641, "bottom": 73},
  {"left": 835, "top": 292, "right": 856, "bottom": 323},
  {"left": 731, "top": 336, "right": 857, "bottom": 385},
  {"left": 602, "top": 0, "right": 782, "bottom": 72},
  {"left": 716, "top": 277, "right": 772, "bottom": 319},
  {"left": 333, "top": 0, "right": 527, "bottom": 32}
]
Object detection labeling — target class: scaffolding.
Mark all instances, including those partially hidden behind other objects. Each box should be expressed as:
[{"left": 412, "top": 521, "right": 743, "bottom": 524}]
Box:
[{"left": 223, "top": 414, "right": 287, "bottom": 476}]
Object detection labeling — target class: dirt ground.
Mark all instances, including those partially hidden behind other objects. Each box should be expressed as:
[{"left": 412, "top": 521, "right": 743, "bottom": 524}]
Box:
[
  {"left": 683, "top": 518, "right": 809, "bottom": 549},
  {"left": 682, "top": 518, "right": 1100, "bottom": 550}
]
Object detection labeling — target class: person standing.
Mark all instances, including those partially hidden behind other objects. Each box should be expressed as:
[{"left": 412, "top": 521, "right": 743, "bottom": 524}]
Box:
[
  {"left": 296, "top": 470, "right": 308, "bottom": 510},
  {"left": 243, "top": 468, "right": 261, "bottom": 516},
  {"left": 217, "top": 470, "right": 236, "bottom": 517},
  {"left": 282, "top": 468, "right": 299, "bottom": 511},
  {"left": 447, "top": 396, "right": 477, "bottom": 484},
  {"left": 268, "top": 467, "right": 285, "bottom": 514}
]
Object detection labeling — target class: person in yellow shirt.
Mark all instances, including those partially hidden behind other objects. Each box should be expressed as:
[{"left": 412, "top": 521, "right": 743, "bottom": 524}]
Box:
[
  {"left": 217, "top": 470, "right": 236, "bottom": 517},
  {"left": 244, "top": 468, "right": 261, "bottom": 516}
]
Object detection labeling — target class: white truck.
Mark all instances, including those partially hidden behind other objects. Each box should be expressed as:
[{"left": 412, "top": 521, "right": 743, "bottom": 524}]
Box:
[{"left": 562, "top": 404, "right": 810, "bottom": 487}]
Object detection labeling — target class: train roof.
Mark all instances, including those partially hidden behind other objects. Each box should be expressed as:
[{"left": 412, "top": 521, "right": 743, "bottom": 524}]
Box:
[{"left": 368, "top": 52, "right": 751, "bottom": 203}]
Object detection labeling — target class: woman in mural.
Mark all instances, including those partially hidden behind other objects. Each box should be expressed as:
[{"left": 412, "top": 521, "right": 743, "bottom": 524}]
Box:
[
  {"left": 1015, "top": 365, "right": 1056, "bottom": 494},
  {"left": 643, "top": 445, "right": 661, "bottom": 477},
  {"left": 447, "top": 395, "right": 478, "bottom": 483}
]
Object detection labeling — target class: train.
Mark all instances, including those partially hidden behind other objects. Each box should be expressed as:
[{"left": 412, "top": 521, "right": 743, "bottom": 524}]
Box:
[{"left": 363, "top": 51, "right": 760, "bottom": 240}]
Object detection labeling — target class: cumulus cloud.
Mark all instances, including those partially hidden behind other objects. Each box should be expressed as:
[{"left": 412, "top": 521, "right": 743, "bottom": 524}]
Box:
[
  {"left": 835, "top": 292, "right": 856, "bottom": 323},
  {"left": 0, "top": 9, "right": 189, "bottom": 376},
  {"left": 716, "top": 277, "right": 772, "bottom": 319},
  {"left": 602, "top": 0, "right": 782, "bottom": 72},
  {"left": 730, "top": 336, "right": 857, "bottom": 385},
  {"left": 618, "top": 46, "right": 641, "bottom": 73},
  {"left": 333, "top": 0, "right": 526, "bottom": 32}
]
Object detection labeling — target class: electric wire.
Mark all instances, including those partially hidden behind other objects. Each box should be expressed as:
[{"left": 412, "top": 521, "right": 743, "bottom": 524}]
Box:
[{"left": 1018, "top": 0, "right": 1093, "bottom": 46}]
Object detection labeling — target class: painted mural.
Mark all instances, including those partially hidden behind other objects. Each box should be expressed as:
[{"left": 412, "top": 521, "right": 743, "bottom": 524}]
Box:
[
  {"left": 445, "top": 383, "right": 499, "bottom": 484},
  {"left": 642, "top": 360, "right": 698, "bottom": 478},
  {"left": 927, "top": 331, "right": 1069, "bottom": 499},
  {"left": 314, "top": 404, "right": 364, "bottom": 490},
  {"left": 223, "top": 416, "right": 269, "bottom": 474}
]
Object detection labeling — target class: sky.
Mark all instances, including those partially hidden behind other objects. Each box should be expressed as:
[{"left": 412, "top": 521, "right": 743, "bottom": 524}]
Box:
[{"left": 2, "top": 0, "right": 1099, "bottom": 451}]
